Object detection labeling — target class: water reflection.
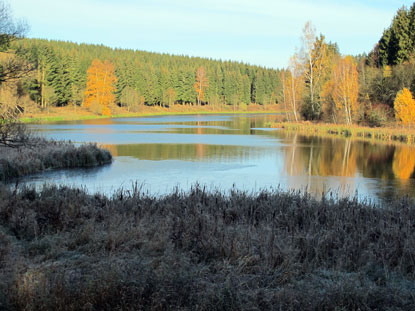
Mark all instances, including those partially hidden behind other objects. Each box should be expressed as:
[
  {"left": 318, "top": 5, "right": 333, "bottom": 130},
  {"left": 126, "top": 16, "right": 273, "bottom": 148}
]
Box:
[
  {"left": 21, "top": 114, "right": 415, "bottom": 202},
  {"left": 102, "top": 144, "right": 269, "bottom": 162},
  {"left": 280, "top": 132, "right": 415, "bottom": 200}
]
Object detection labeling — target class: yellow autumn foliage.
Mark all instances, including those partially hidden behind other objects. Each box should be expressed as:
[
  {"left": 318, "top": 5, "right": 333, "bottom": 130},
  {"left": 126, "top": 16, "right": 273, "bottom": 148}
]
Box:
[{"left": 394, "top": 88, "right": 415, "bottom": 126}]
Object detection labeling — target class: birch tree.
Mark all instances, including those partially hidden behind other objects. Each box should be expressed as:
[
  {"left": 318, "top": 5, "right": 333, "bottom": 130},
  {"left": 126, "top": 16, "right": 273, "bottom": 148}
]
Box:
[{"left": 330, "top": 56, "right": 359, "bottom": 125}]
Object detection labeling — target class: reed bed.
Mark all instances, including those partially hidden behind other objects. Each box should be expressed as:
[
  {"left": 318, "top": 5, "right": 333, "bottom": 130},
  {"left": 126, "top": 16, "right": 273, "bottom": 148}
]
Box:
[
  {"left": 0, "top": 184, "right": 414, "bottom": 310},
  {"left": 0, "top": 138, "right": 112, "bottom": 182},
  {"left": 271, "top": 122, "right": 415, "bottom": 144}
]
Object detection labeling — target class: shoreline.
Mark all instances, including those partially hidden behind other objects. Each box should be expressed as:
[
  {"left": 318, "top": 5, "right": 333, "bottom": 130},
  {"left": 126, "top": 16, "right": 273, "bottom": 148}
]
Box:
[
  {"left": 20, "top": 105, "right": 284, "bottom": 124},
  {"left": 0, "top": 139, "right": 112, "bottom": 182},
  {"left": 270, "top": 121, "right": 415, "bottom": 145}
]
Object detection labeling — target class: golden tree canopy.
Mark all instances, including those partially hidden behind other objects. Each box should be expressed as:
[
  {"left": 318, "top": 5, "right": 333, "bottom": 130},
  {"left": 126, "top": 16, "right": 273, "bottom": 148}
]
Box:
[
  {"left": 394, "top": 88, "right": 415, "bottom": 125},
  {"left": 84, "top": 59, "right": 117, "bottom": 116},
  {"left": 329, "top": 56, "right": 359, "bottom": 124}
]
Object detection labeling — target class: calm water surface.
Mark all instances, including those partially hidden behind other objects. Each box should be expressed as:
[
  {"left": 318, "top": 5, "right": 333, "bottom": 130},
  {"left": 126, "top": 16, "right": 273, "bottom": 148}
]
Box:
[{"left": 19, "top": 114, "right": 415, "bottom": 202}]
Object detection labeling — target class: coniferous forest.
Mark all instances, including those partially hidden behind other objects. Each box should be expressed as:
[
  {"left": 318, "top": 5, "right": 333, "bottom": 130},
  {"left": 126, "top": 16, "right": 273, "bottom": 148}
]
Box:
[{"left": 8, "top": 38, "right": 280, "bottom": 115}]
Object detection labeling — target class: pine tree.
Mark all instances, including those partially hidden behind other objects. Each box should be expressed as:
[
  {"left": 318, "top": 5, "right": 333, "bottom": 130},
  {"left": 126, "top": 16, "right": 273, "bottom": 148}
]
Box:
[
  {"left": 389, "top": 7, "right": 411, "bottom": 65},
  {"left": 377, "top": 6, "right": 413, "bottom": 66},
  {"left": 252, "top": 70, "right": 266, "bottom": 105}
]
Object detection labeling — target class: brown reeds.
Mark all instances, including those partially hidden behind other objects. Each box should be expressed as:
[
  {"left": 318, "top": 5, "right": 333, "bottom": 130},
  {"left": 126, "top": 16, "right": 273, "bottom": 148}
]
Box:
[
  {"left": 271, "top": 122, "right": 415, "bottom": 144},
  {"left": 0, "top": 184, "right": 414, "bottom": 310},
  {"left": 0, "top": 138, "right": 112, "bottom": 182}
]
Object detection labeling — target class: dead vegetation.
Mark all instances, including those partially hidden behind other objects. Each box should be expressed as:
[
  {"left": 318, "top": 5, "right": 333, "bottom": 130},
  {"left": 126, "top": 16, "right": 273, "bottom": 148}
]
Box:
[
  {"left": 0, "top": 137, "right": 112, "bottom": 182},
  {"left": 0, "top": 184, "right": 414, "bottom": 310}
]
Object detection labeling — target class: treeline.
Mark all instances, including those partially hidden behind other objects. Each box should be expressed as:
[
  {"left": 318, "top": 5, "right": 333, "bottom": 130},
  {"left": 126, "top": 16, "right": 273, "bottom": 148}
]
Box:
[
  {"left": 280, "top": 3, "right": 415, "bottom": 127},
  {"left": 11, "top": 39, "right": 280, "bottom": 112}
]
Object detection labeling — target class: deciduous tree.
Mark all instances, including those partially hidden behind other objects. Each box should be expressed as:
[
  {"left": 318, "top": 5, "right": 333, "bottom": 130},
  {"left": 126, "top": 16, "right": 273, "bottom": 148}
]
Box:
[
  {"left": 194, "top": 66, "right": 208, "bottom": 105},
  {"left": 394, "top": 87, "right": 415, "bottom": 125},
  {"left": 327, "top": 56, "right": 359, "bottom": 124},
  {"left": 164, "top": 87, "right": 176, "bottom": 107},
  {"left": 120, "top": 86, "right": 139, "bottom": 112},
  {"left": 300, "top": 22, "right": 332, "bottom": 120},
  {"left": 84, "top": 59, "right": 117, "bottom": 116},
  {"left": 0, "top": 0, "right": 31, "bottom": 148},
  {"left": 284, "top": 55, "right": 304, "bottom": 122}
]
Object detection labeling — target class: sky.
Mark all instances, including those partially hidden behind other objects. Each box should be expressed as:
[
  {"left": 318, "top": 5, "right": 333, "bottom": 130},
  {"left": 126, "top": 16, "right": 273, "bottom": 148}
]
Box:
[{"left": 11, "top": 0, "right": 415, "bottom": 69}]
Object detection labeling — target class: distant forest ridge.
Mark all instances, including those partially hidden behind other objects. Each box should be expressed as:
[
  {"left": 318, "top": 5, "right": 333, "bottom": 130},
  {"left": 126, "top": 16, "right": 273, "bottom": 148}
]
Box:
[{"left": 12, "top": 38, "right": 281, "bottom": 110}]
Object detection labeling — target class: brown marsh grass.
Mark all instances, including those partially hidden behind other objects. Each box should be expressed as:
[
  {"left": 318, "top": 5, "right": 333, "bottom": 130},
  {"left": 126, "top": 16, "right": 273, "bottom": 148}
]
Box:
[
  {"left": 0, "top": 138, "right": 112, "bottom": 182},
  {"left": 271, "top": 121, "right": 415, "bottom": 145},
  {"left": 0, "top": 184, "right": 414, "bottom": 310}
]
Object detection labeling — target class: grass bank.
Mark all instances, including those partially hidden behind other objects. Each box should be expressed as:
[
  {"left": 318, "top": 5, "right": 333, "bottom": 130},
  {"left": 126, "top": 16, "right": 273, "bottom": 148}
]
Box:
[
  {"left": 0, "top": 138, "right": 112, "bottom": 182},
  {"left": 20, "top": 104, "right": 282, "bottom": 123},
  {"left": 270, "top": 121, "right": 415, "bottom": 144},
  {"left": 0, "top": 184, "right": 414, "bottom": 310}
]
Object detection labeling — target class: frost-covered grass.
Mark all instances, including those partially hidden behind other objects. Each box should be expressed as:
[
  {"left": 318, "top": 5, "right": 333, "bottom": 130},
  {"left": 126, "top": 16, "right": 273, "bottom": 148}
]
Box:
[
  {"left": 0, "top": 138, "right": 112, "bottom": 181},
  {"left": 0, "top": 184, "right": 414, "bottom": 310}
]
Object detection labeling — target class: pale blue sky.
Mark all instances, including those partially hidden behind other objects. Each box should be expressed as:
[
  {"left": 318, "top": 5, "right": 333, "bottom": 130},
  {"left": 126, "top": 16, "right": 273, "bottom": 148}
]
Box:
[{"left": 12, "top": 0, "right": 415, "bottom": 69}]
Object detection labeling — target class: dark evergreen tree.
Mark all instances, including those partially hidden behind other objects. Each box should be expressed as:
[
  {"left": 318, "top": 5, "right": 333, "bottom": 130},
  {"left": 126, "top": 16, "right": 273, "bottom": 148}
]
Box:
[{"left": 13, "top": 38, "right": 280, "bottom": 110}]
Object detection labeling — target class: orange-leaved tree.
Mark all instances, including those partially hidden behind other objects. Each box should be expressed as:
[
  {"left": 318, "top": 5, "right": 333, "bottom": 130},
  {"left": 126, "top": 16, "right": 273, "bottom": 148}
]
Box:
[
  {"left": 394, "top": 88, "right": 415, "bottom": 126},
  {"left": 194, "top": 66, "right": 208, "bottom": 106},
  {"left": 84, "top": 59, "right": 117, "bottom": 116},
  {"left": 326, "top": 56, "right": 359, "bottom": 124}
]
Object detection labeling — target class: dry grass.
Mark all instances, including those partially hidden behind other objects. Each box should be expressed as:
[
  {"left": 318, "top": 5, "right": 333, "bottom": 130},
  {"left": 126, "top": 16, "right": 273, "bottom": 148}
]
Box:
[
  {"left": 0, "top": 138, "right": 112, "bottom": 182},
  {"left": 20, "top": 104, "right": 283, "bottom": 123},
  {"left": 271, "top": 122, "right": 415, "bottom": 144},
  {"left": 0, "top": 184, "right": 414, "bottom": 310}
]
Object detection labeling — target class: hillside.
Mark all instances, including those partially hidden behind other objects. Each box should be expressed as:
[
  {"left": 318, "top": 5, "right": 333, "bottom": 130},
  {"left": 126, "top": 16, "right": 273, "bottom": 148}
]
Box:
[{"left": 11, "top": 39, "right": 280, "bottom": 114}]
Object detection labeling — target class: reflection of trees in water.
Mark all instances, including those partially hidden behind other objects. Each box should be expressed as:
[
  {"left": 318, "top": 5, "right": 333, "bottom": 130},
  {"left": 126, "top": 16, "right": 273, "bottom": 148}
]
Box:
[
  {"left": 283, "top": 134, "right": 415, "bottom": 180},
  {"left": 104, "top": 143, "right": 264, "bottom": 162},
  {"left": 99, "top": 114, "right": 286, "bottom": 162},
  {"left": 101, "top": 144, "right": 118, "bottom": 157},
  {"left": 283, "top": 133, "right": 415, "bottom": 198},
  {"left": 284, "top": 135, "right": 358, "bottom": 177},
  {"left": 392, "top": 146, "right": 415, "bottom": 180}
]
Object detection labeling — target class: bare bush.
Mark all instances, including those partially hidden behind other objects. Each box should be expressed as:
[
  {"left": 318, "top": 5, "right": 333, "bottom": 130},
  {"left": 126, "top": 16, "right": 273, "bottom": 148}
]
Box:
[{"left": 0, "top": 120, "right": 30, "bottom": 148}]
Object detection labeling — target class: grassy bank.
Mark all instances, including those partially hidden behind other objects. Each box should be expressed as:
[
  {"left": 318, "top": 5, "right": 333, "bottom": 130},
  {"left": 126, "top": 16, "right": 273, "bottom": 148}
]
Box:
[
  {"left": 0, "top": 184, "right": 414, "bottom": 310},
  {"left": 270, "top": 121, "right": 415, "bottom": 144},
  {"left": 20, "top": 104, "right": 282, "bottom": 123},
  {"left": 0, "top": 139, "right": 112, "bottom": 182}
]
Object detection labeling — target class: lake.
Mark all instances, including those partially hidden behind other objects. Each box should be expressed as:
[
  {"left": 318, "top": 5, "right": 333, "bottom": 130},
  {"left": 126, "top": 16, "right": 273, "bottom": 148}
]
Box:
[{"left": 20, "top": 113, "right": 415, "bottom": 202}]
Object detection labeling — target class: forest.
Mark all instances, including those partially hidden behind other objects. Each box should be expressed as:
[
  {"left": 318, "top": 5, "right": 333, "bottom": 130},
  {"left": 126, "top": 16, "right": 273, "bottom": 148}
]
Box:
[
  {"left": 280, "top": 3, "right": 415, "bottom": 127},
  {"left": 2, "top": 38, "right": 279, "bottom": 117},
  {"left": 1, "top": 3, "right": 415, "bottom": 124}
]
